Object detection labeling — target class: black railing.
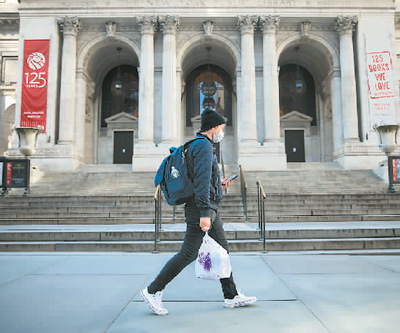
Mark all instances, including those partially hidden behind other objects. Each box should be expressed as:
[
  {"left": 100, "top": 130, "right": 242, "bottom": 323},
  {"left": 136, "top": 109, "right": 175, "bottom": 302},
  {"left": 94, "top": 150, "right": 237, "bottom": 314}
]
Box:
[
  {"left": 257, "top": 180, "right": 267, "bottom": 253},
  {"left": 153, "top": 185, "right": 162, "bottom": 253},
  {"left": 239, "top": 165, "right": 248, "bottom": 220}
]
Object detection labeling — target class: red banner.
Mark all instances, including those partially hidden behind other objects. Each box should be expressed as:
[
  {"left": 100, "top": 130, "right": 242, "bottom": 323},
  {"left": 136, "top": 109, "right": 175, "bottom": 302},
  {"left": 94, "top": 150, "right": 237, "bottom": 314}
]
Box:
[
  {"left": 6, "top": 162, "right": 12, "bottom": 186},
  {"left": 21, "top": 39, "right": 49, "bottom": 132}
]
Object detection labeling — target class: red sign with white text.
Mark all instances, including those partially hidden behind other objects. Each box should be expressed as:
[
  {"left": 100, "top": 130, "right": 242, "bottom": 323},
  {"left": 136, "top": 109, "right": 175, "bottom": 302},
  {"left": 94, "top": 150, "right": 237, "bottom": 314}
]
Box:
[{"left": 20, "top": 39, "right": 49, "bottom": 132}]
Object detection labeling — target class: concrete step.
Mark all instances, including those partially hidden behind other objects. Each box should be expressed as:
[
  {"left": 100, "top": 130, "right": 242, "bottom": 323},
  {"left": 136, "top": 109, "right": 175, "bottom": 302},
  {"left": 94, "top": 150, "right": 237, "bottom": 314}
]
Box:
[
  {"left": 0, "top": 222, "right": 398, "bottom": 252},
  {"left": 1, "top": 237, "right": 399, "bottom": 252},
  {"left": 247, "top": 215, "right": 400, "bottom": 223}
]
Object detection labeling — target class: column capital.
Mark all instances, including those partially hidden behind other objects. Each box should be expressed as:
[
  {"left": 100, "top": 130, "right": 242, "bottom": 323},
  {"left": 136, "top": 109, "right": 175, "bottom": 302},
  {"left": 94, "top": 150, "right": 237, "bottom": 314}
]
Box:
[
  {"left": 336, "top": 15, "right": 358, "bottom": 35},
  {"left": 259, "top": 15, "right": 280, "bottom": 34},
  {"left": 237, "top": 15, "right": 258, "bottom": 34},
  {"left": 137, "top": 15, "right": 157, "bottom": 35},
  {"left": 159, "top": 15, "right": 180, "bottom": 34},
  {"left": 57, "top": 16, "right": 81, "bottom": 36}
]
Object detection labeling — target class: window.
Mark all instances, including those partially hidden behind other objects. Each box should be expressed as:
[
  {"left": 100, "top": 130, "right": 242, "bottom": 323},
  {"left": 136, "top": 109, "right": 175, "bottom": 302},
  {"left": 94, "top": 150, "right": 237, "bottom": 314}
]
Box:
[
  {"left": 186, "top": 64, "right": 232, "bottom": 127},
  {"left": 101, "top": 65, "right": 138, "bottom": 127},
  {"left": 279, "top": 64, "right": 316, "bottom": 126},
  {"left": 1, "top": 57, "right": 18, "bottom": 85}
]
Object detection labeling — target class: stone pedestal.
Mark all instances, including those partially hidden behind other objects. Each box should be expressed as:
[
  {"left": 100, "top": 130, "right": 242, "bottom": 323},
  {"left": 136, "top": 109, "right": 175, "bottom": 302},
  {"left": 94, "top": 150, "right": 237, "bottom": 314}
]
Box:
[
  {"left": 335, "top": 142, "right": 385, "bottom": 169},
  {"left": 238, "top": 141, "right": 286, "bottom": 171},
  {"left": 132, "top": 143, "right": 169, "bottom": 172}
]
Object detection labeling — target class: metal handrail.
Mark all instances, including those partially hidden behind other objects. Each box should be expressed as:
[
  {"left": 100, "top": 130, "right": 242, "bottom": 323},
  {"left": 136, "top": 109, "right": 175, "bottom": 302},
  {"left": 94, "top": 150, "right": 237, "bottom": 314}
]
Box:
[
  {"left": 257, "top": 180, "right": 267, "bottom": 253},
  {"left": 153, "top": 185, "right": 162, "bottom": 253},
  {"left": 239, "top": 165, "right": 248, "bottom": 220}
]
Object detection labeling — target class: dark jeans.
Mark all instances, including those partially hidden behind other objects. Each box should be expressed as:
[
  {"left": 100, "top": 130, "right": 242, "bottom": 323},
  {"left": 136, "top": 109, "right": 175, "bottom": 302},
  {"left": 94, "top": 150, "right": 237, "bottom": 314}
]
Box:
[{"left": 147, "top": 204, "right": 238, "bottom": 299}]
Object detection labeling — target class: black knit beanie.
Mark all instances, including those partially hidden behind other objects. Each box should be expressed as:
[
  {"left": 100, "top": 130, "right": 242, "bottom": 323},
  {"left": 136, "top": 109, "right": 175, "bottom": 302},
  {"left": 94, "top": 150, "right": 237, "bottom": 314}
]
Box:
[{"left": 200, "top": 108, "right": 226, "bottom": 132}]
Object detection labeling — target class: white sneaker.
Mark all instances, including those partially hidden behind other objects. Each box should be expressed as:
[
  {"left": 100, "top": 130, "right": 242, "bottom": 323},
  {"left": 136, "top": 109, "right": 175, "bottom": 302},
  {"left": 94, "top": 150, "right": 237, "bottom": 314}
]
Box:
[
  {"left": 224, "top": 292, "right": 257, "bottom": 309},
  {"left": 140, "top": 287, "right": 169, "bottom": 315}
]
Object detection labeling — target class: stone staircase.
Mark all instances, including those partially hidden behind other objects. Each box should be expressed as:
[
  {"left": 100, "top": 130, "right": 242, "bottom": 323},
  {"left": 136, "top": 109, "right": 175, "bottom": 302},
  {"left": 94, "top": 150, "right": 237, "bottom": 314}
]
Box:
[{"left": 0, "top": 163, "right": 399, "bottom": 252}]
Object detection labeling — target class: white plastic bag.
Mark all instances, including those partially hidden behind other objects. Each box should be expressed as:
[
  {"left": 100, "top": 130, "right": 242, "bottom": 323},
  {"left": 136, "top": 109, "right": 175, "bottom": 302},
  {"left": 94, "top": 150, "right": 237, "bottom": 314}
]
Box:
[{"left": 195, "top": 232, "right": 232, "bottom": 280}]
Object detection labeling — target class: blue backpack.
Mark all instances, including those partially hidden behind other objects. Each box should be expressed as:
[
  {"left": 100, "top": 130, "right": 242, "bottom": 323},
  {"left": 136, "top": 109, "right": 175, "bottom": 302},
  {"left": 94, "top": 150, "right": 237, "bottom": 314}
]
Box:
[{"left": 154, "top": 137, "right": 205, "bottom": 206}]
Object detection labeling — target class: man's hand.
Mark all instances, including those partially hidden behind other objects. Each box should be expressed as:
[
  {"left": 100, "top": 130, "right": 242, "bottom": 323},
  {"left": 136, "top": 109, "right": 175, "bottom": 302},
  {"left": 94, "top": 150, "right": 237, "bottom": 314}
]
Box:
[
  {"left": 200, "top": 217, "right": 211, "bottom": 232},
  {"left": 221, "top": 177, "right": 233, "bottom": 189}
]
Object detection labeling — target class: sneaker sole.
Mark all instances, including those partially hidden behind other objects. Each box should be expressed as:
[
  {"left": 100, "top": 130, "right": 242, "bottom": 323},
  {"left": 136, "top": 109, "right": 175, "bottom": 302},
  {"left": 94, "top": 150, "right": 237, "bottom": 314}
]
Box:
[
  {"left": 140, "top": 290, "right": 169, "bottom": 316},
  {"left": 224, "top": 298, "right": 257, "bottom": 308}
]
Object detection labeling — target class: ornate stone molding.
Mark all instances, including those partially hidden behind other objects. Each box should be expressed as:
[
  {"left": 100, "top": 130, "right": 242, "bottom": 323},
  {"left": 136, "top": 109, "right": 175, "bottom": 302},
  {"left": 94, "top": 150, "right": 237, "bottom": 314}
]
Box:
[
  {"left": 203, "top": 20, "right": 214, "bottom": 38},
  {"left": 159, "top": 15, "right": 180, "bottom": 34},
  {"left": 259, "top": 15, "right": 280, "bottom": 34},
  {"left": 336, "top": 15, "right": 358, "bottom": 35},
  {"left": 237, "top": 15, "right": 258, "bottom": 34},
  {"left": 105, "top": 21, "right": 117, "bottom": 37},
  {"left": 0, "top": 87, "right": 16, "bottom": 99},
  {"left": 0, "top": 18, "right": 19, "bottom": 31},
  {"left": 137, "top": 16, "right": 157, "bottom": 35},
  {"left": 57, "top": 16, "right": 81, "bottom": 36}
]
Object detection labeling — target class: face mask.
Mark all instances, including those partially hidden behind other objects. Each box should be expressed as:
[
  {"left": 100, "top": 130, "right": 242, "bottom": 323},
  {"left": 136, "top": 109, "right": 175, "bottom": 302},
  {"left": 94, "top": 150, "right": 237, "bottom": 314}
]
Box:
[{"left": 213, "top": 130, "right": 224, "bottom": 143}]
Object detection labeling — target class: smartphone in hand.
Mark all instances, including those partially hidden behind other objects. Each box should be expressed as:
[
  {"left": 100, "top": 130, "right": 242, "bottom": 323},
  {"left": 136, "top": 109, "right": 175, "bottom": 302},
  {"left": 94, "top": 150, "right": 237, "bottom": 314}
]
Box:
[{"left": 222, "top": 174, "right": 238, "bottom": 185}]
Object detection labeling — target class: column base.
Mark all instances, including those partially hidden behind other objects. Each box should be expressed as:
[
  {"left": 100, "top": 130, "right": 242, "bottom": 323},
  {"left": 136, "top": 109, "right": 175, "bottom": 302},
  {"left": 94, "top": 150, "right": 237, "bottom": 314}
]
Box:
[
  {"left": 238, "top": 141, "right": 287, "bottom": 171},
  {"left": 7, "top": 144, "right": 81, "bottom": 172},
  {"left": 132, "top": 143, "right": 169, "bottom": 172},
  {"left": 334, "top": 142, "right": 389, "bottom": 169}
]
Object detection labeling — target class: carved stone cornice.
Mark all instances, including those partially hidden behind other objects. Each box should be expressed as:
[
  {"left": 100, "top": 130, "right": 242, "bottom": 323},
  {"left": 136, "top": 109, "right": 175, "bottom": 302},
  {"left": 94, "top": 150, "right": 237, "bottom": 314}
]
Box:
[
  {"left": 137, "top": 16, "right": 157, "bottom": 35},
  {"left": 237, "top": 15, "right": 258, "bottom": 34},
  {"left": 57, "top": 16, "right": 81, "bottom": 36},
  {"left": 259, "top": 15, "right": 280, "bottom": 34},
  {"left": 0, "top": 87, "right": 16, "bottom": 99},
  {"left": 159, "top": 15, "right": 179, "bottom": 34},
  {"left": 336, "top": 15, "right": 358, "bottom": 35},
  {"left": 0, "top": 18, "right": 19, "bottom": 31}
]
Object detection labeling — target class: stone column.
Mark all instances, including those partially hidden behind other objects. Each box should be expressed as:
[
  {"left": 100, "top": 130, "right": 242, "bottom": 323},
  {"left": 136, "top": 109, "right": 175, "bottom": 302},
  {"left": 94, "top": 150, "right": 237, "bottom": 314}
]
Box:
[
  {"left": 330, "top": 70, "right": 344, "bottom": 154},
  {"left": 74, "top": 70, "right": 87, "bottom": 161},
  {"left": 336, "top": 16, "right": 359, "bottom": 143},
  {"left": 57, "top": 17, "right": 80, "bottom": 144},
  {"left": 159, "top": 15, "right": 179, "bottom": 144},
  {"left": 137, "top": 16, "right": 156, "bottom": 143},
  {"left": 260, "top": 15, "right": 280, "bottom": 142},
  {"left": 237, "top": 16, "right": 258, "bottom": 143}
]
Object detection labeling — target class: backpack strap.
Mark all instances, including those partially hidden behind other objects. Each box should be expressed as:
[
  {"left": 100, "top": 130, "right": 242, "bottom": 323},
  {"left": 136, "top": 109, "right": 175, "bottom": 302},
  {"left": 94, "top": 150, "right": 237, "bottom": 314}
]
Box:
[{"left": 184, "top": 136, "right": 208, "bottom": 180}]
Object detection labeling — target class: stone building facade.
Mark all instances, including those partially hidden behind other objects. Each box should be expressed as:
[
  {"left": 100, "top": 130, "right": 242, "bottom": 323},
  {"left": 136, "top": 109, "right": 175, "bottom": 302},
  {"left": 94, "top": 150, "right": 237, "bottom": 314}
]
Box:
[{"left": 1, "top": 0, "right": 400, "bottom": 172}]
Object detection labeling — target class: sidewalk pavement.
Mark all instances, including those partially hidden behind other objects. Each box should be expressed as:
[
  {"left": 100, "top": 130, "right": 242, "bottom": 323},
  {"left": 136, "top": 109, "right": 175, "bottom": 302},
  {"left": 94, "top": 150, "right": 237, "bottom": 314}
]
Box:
[{"left": 0, "top": 251, "right": 399, "bottom": 333}]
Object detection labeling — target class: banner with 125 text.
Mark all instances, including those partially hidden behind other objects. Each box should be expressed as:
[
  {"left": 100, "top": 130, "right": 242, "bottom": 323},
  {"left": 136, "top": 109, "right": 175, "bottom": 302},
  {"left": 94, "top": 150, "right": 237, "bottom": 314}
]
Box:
[{"left": 20, "top": 39, "right": 49, "bottom": 132}]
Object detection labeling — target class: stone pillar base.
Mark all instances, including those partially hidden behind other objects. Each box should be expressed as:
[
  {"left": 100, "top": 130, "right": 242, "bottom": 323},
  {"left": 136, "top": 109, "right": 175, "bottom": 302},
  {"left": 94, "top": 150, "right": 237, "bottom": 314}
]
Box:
[
  {"left": 7, "top": 144, "right": 81, "bottom": 173},
  {"left": 132, "top": 143, "right": 169, "bottom": 172},
  {"left": 238, "top": 141, "right": 287, "bottom": 171},
  {"left": 334, "top": 142, "right": 389, "bottom": 169}
]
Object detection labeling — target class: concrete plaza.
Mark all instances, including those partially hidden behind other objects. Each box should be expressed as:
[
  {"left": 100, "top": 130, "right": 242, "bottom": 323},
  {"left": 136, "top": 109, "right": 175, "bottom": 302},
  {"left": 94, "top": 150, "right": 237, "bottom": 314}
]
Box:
[{"left": 0, "top": 251, "right": 399, "bottom": 332}]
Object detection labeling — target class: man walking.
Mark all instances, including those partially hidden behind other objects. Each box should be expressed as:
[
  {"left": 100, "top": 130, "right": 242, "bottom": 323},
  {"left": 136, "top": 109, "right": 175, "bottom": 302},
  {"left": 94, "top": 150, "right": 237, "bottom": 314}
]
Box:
[{"left": 141, "top": 108, "right": 257, "bottom": 315}]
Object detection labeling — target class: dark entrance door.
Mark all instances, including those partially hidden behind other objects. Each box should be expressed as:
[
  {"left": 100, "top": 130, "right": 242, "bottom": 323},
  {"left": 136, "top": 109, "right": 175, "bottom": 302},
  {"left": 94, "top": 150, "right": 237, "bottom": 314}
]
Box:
[
  {"left": 285, "top": 130, "right": 305, "bottom": 162},
  {"left": 113, "top": 131, "right": 133, "bottom": 164}
]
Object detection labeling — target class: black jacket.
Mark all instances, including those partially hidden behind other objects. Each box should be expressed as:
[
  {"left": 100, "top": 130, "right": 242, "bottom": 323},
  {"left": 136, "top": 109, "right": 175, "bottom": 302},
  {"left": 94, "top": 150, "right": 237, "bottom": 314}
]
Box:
[{"left": 186, "top": 133, "right": 223, "bottom": 217}]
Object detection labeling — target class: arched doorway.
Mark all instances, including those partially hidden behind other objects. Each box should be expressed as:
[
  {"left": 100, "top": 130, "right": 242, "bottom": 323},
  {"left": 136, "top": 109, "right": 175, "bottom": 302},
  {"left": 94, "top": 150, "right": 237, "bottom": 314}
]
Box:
[
  {"left": 78, "top": 38, "right": 139, "bottom": 165},
  {"left": 100, "top": 65, "right": 139, "bottom": 164},
  {"left": 278, "top": 40, "right": 336, "bottom": 163},
  {"left": 279, "top": 64, "right": 316, "bottom": 162}
]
